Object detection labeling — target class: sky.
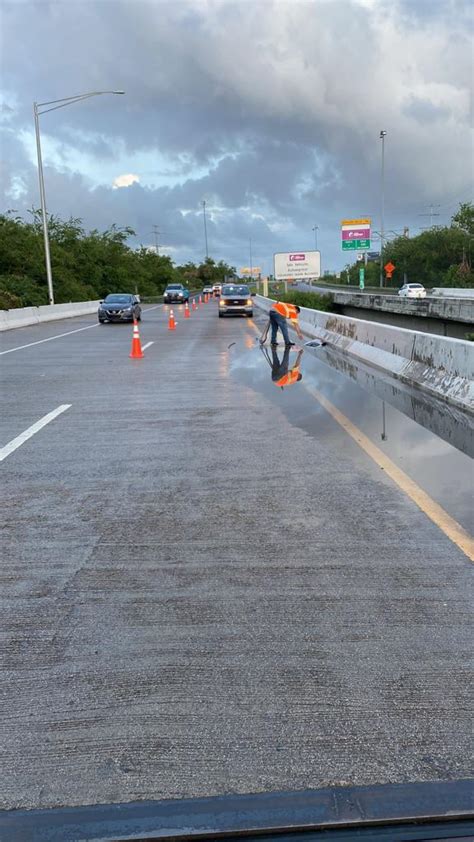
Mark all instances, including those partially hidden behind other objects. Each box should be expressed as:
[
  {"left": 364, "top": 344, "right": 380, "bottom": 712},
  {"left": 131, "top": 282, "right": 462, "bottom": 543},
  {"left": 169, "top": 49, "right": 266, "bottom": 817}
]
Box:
[{"left": 1, "top": 0, "right": 473, "bottom": 275}]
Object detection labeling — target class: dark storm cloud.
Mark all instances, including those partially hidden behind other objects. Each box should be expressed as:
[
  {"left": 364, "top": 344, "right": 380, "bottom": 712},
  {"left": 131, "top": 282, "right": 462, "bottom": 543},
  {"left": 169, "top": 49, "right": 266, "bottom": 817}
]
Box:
[{"left": 1, "top": 0, "right": 472, "bottom": 270}]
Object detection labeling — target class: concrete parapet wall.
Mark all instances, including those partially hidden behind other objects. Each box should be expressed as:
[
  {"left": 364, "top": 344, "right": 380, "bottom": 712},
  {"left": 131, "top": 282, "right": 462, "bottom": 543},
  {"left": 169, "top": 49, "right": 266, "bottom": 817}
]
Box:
[
  {"left": 330, "top": 291, "right": 474, "bottom": 324},
  {"left": 431, "top": 288, "right": 474, "bottom": 299},
  {"left": 0, "top": 301, "right": 100, "bottom": 331},
  {"left": 255, "top": 295, "right": 474, "bottom": 412}
]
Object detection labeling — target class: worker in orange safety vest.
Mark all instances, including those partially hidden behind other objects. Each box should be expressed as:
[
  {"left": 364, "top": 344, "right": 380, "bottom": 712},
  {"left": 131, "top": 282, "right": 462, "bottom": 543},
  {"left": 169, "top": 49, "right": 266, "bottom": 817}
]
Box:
[
  {"left": 271, "top": 347, "right": 304, "bottom": 389},
  {"left": 269, "top": 301, "right": 304, "bottom": 347}
]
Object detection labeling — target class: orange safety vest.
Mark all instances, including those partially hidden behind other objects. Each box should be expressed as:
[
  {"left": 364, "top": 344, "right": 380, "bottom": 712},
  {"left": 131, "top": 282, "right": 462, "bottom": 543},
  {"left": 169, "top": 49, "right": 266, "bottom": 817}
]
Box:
[
  {"left": 275, "top": 367, "right": 300, "bottom": 388},
  {"left": 272, "top": 301, "right": 299, "bottom": 320}
]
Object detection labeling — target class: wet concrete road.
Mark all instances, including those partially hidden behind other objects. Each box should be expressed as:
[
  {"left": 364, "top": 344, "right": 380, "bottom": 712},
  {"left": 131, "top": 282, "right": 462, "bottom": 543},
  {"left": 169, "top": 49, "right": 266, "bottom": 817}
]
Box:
[{"left": 0, "top": 301, "right": 472, "bottom": 810}]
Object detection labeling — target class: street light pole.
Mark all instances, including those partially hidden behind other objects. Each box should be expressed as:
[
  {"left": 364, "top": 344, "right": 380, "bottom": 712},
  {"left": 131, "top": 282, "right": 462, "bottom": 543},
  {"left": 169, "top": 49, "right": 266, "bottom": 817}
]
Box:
[
  {"left": 33, "top": 90, "right": 124, "bottom": 305},
  {"left": 379, "top": 130, "right": 387, "bottom": 288},
  {"left": 202, "top": 201, "right": 209, "bottom": 259},
  {"left": 33, "top": 102, "right": 54, "bottom": 305},
  {"left": 312, "top": 225, "right": 318, "bottom": 250}
]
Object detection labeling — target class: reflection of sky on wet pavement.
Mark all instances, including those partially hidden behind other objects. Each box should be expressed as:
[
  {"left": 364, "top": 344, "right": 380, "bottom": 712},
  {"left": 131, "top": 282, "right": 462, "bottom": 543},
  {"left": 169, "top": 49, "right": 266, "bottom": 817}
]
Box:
[{"left": 230, "top": 339, "right": 473, "bottom": 534}]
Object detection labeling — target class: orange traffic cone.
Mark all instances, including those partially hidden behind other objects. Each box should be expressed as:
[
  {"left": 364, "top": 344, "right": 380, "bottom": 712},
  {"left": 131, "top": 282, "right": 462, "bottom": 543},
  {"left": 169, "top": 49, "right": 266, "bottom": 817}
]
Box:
[
  {"left": 184, "top": 301, "right": 190, "bottom": 318},
  {"left": 168, "top": 309, "right": 176, "bottom": 330},
  {"left": 129, "top": 319, "right": 144, "bottom": 358},
  {"left": 199, "top": 295, "right": 202, "bottom": 306},
  {"left": 192, "top": 298, "right": 197, "bottom": 311}
]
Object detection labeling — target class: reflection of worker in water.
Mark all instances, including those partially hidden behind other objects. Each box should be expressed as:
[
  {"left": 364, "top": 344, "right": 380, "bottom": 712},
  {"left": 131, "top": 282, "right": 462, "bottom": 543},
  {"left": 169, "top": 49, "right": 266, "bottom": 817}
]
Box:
[{"left": 271, "top": 347, "right": 304, "bottom": 389}]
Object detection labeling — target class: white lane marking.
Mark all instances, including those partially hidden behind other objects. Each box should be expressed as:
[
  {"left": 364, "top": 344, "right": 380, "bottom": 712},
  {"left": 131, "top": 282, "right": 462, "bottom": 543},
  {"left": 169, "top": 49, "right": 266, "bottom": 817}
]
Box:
[
  {"left": 141, "top": 341, "right": 154, "bottom": 351},
  {"left": 0, "top": 404, "right": 71, "bottom": 463},
  {"left": 0, "top": 323, "right": 99, "bottom": 355},
  {"left": 0, "top": 305, "right": 163, "bottom": 355}
]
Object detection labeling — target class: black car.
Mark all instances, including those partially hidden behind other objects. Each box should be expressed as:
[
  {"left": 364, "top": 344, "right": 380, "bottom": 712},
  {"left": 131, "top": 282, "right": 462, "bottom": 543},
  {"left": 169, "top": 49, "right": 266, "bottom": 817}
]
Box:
[
  {"left": 98, "top": 294, "right": 141, "bottom": 323},
  {"left": 163, "top": 284, "right": 190, "bottom": 304}
]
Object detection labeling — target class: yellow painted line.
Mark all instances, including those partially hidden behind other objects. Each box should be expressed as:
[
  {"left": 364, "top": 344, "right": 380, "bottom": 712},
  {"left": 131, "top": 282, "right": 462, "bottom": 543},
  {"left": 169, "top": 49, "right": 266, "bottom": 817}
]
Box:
[
  {"left": 305, "top": 385, "right": 474, "bottom": 562},
  {"left": 246, "top": 319, "right": 474, "bottom": 561}
]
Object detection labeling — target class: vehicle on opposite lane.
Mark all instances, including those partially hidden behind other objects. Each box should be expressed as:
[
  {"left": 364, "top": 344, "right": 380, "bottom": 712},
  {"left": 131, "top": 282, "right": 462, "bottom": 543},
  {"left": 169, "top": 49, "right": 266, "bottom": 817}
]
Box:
[
  {"left": 398, "top": 283, "right": 427, "bottom": 299},
  {"left": 202, "top": 285, "right": 213, "bottom": 296},
  {"left": 218, "top": 283, "right": 253, "bottom": 317},
  {"left": 98, "top": 294, "right": 141, "bottom": 323},
  {"left": 163, "top": 284, "right": 190, "bottom": 304}
]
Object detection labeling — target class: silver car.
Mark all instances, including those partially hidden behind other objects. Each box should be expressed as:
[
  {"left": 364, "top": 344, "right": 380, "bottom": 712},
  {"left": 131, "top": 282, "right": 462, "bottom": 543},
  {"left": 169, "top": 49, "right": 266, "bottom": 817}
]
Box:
[{"left": 218, "top": 284, "right": 253, "bottom": 317}]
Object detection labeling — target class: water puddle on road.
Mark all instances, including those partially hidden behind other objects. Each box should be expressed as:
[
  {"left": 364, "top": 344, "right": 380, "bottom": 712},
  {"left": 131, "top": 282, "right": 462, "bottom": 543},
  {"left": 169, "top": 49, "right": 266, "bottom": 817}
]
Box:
[{"left": 228, "top": 328, "right": 474, "bottom": 534}]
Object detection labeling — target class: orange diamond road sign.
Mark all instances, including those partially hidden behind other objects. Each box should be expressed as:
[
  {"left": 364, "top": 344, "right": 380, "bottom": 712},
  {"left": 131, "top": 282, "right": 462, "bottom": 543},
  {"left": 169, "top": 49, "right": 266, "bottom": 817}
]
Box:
[{"left": 384, "top": 262, "right": 395, "bottom": 274}]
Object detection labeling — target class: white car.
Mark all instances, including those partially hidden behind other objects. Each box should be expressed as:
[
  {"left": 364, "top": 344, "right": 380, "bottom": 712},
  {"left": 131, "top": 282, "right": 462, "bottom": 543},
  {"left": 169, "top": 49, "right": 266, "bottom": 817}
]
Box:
[{"left": 398, "top": 283, "right": 427, "bottom": 299}]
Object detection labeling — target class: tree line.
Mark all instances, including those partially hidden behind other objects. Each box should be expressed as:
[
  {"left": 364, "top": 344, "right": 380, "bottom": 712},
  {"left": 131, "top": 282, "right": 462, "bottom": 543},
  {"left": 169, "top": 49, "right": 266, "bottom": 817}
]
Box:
[
  {"left": 1, "top": 202, "right": 472, "bottom": 309},
  {"left": 0, "top": 209, "right": 237, "bottom": 309}
]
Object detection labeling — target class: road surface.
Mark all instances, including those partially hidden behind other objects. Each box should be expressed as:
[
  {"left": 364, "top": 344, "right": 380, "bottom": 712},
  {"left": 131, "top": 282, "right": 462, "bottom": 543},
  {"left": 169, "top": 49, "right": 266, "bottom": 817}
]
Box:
[{"left": 1, "top": 300, "right": 472, "bottom": 810}]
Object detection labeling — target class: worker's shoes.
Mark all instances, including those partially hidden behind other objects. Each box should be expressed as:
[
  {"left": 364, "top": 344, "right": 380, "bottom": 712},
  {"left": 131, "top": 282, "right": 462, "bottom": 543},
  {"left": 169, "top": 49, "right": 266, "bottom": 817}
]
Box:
[
  {"left": 285, "top": 342, "right": 296, "bottom": 347},
  {"left": 270, "top": 342, "right": 279, "bottom": 347}
]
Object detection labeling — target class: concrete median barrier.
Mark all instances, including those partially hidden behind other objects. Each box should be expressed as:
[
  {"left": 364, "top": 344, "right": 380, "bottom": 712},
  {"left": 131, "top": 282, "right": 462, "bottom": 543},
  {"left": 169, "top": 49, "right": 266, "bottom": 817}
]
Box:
[
  {"left": 255, "top": 295, "right": 474, "bottom": 413},
  {"left": 0, "top": 301, "right": 100, "bottom": 331}
]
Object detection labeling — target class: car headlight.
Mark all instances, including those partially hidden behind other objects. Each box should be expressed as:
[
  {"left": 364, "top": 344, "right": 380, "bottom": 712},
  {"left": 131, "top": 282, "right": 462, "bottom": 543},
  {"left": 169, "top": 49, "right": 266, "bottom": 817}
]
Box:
[
  {"left": 247, "top": 299, "right": 252, "bottom": 305},
  {"left": 219, "top": 299, "right": 225, "bottom": 306}
]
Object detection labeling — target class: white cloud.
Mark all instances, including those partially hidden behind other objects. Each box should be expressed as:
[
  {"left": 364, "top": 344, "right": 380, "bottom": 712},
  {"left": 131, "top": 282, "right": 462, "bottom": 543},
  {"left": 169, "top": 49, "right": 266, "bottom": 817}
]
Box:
[{"left": 112, "top": 173, "right": 140, "bottom": 189}]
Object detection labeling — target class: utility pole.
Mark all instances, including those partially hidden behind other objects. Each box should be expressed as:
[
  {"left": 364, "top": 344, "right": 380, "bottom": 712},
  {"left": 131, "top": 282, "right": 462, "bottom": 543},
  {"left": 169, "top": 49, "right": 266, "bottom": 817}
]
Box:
[
  {"left": 151, "top": 225, "right": 167, "bottom": 255},
  {"left": 379, "top": 129, "right": 387, "bottom": 288},
  {"left": 312, "top": 225, "right": 319, "bottom": 250},
  {"left": 419, "top": 203, "right": 441, "bottom": 229},
  {"left": 249, "top": 237, "right": 253, "bottom": 285},
  {"left": 202, "top": 200, "right": 209, "bottom": 259}
]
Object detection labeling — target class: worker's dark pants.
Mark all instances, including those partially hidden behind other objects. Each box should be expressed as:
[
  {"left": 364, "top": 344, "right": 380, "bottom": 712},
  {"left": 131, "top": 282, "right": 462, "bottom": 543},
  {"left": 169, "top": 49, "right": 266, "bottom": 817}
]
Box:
[{"left": 269, "top": 310, "right": 290, "bottom": 344}]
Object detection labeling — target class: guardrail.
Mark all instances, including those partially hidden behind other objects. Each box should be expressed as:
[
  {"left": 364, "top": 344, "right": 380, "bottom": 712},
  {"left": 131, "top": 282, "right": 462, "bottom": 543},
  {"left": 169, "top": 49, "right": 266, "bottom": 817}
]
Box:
[
  {"left": 0, "top": 301, "right": 101, "bottom": 331},
  {"left": 255, "top": 295, "right": 474, "bottom": 413}
]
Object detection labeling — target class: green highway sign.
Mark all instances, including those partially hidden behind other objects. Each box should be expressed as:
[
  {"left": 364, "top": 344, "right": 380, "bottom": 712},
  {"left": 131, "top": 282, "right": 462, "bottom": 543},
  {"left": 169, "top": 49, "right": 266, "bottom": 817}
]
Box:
[{"left": 342, "top": 239, "right": 371, "bottom": 251}]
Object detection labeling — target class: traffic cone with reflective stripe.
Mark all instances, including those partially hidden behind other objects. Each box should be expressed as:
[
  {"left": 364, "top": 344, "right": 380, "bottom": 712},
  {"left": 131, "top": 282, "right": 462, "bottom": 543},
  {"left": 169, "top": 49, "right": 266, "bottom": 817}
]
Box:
[
  {"left": 184, "top": 301, "right": 190, "bottom": 318},
  {"left": 168, "top": 308, "right": 176, "bottom": 330},
  {"left": 129, "top": 319, "right": 144, "bottom": 358},
  {"left": 192, "top": 298, "right": 197, "bottom": 311},
  {"left": 199, "top": 295, "right": 202, "bottom": 306}
]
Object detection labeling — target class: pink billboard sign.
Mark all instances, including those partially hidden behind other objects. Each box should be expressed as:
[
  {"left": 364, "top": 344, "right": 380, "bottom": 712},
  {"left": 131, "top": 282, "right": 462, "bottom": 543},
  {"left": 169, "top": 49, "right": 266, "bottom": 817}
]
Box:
[{"left": 342, "top": 228, "right": 370, "bottom": 240}]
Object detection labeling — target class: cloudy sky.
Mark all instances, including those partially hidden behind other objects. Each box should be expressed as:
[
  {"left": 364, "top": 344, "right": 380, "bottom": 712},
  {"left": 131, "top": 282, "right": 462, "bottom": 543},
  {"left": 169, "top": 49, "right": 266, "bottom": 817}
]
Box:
[{"left": 1, "top": 0, "right": 473, "bottom": 274}]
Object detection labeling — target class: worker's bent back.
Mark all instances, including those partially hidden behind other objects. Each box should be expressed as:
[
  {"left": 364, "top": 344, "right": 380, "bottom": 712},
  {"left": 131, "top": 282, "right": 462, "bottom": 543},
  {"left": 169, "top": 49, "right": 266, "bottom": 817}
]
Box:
[{"left": 272, "top": 301, "right": 299, "bottom": 321}]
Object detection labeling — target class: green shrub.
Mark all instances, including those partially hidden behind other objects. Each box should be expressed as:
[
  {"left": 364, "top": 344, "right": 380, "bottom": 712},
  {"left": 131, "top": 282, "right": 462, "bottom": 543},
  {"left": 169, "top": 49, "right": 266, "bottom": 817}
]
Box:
[
  {"left": 0, "top": 286, "right": 22, "bottom": 309},
  {"left": 0, "top": 274, "right": 48, "bottom": 307},
  {"left": 272, "top": 290, "right": 335, "bottom": 312}
]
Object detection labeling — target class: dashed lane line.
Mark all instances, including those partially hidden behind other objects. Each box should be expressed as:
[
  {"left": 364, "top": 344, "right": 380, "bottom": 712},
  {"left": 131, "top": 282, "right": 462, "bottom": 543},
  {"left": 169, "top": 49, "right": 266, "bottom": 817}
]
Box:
[
  {"left": 0, "top": 305, "right": 163, "bottom": 355},
  {"left": 141, "top": 341, "right": 154, "bottom": 351},
  {"left": 0, "top": 323, "right": 99, "bottom": 355},
  {"left": 0, "top": 405, "right": 72, "bottom": 463}
]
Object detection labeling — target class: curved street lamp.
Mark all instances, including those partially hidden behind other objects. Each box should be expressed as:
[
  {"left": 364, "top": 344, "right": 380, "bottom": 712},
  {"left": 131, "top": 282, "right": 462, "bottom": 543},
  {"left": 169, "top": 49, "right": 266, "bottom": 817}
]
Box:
[{"left": 33, "top": 90, "right": 125, "bottom": 304}]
